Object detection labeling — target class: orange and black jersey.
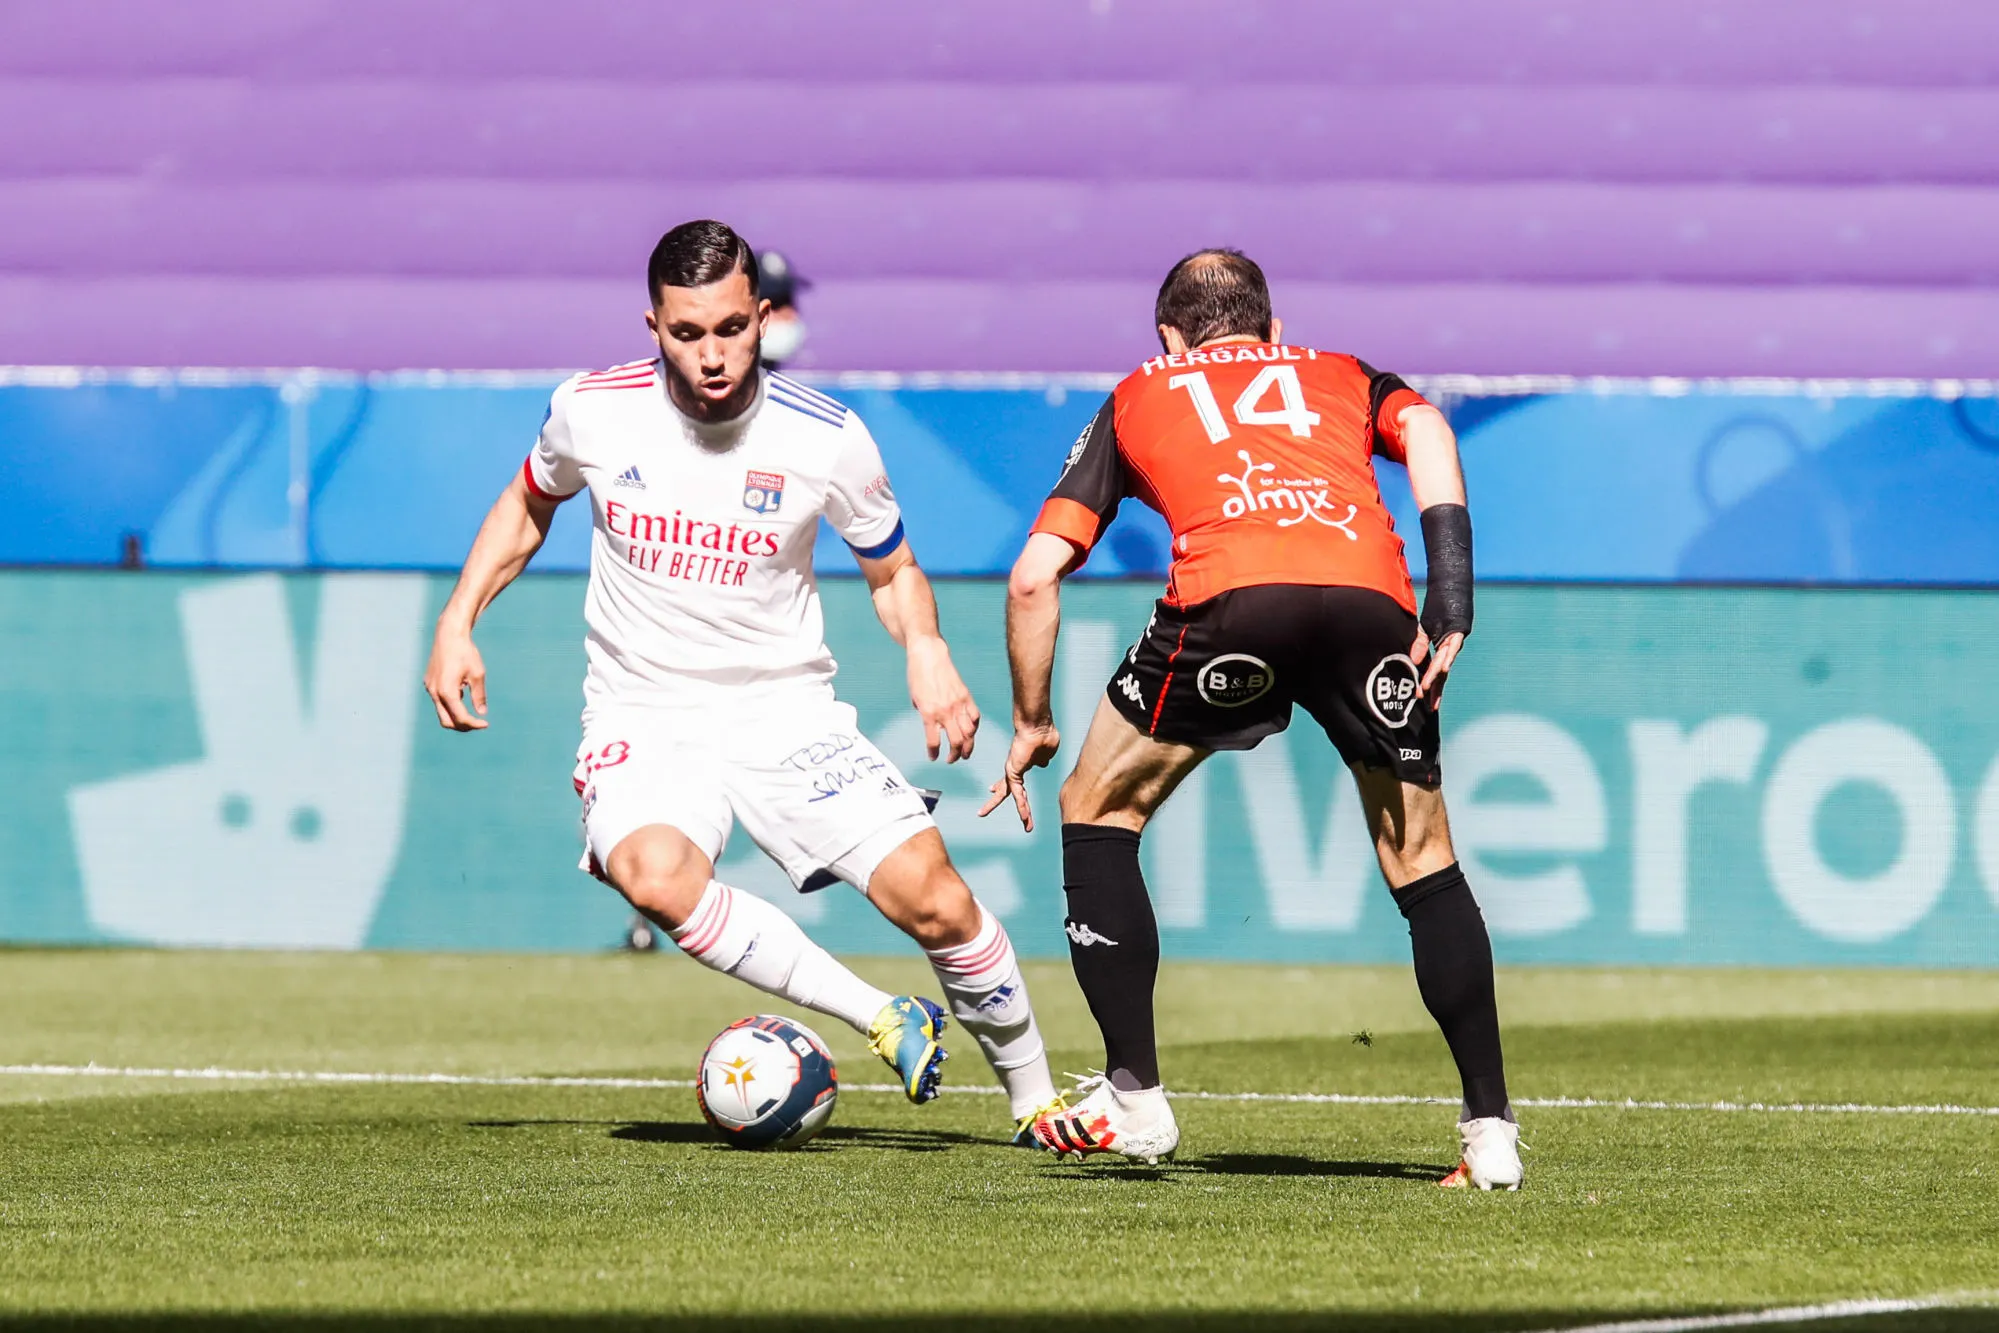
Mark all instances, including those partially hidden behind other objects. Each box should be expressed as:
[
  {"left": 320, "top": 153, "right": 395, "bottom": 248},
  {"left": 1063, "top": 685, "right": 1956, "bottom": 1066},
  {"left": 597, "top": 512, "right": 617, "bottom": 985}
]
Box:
[{"left": 1031, "top": 344, "right": 1430, "bottom": 613}]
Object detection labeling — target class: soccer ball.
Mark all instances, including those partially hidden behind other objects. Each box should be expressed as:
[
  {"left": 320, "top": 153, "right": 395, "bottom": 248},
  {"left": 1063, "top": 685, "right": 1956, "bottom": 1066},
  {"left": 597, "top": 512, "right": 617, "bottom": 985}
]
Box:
[{"left": 696, "top": 1015, "right": 838, "bottom": 1149}]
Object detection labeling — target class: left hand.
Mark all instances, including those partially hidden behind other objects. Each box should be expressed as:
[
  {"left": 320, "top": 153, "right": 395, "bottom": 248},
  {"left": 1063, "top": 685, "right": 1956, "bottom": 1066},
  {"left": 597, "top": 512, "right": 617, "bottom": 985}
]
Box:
[
  {"left": 1410, "top": 628, "right": 1465, "bottom": 703},
  {"left": 978, "top": 722, "right": 1062, "bottom": 831},
  {"left": 907, "top": 636, "right": 980, "bottom": 762}
]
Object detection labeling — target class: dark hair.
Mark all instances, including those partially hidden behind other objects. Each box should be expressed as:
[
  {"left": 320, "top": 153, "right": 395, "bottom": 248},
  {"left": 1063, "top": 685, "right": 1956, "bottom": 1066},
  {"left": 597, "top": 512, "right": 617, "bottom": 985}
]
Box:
[
  {"left": 1153, "top": 249, "right": 1272, "bottom": 346},
  {"left": 647, "top": 220, "right": 759, "bottom": 305}
]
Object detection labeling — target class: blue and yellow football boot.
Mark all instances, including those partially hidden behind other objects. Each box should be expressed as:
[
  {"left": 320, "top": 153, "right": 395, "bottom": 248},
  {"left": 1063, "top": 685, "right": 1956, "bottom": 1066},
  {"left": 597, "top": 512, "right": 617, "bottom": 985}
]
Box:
[{"left": 866, "top": 995, "right": 949, "bottom": 1103}]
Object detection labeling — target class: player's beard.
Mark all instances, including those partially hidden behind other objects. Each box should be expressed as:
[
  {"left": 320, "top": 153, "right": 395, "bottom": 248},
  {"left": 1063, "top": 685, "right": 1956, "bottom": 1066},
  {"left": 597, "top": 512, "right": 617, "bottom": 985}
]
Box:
[{"left": 664, "top": 341, "right": 761, "bottom": 425}]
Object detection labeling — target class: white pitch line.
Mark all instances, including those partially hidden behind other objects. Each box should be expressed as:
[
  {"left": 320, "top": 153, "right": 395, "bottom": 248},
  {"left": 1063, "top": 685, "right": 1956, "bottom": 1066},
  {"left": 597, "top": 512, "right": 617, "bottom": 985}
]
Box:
[
  {"left": 1521, "top": 1294, "right": 1956, "bottom": 1332},
  {"left": 4, "top": 1065, "right": 1999, "bottom": 1118}
]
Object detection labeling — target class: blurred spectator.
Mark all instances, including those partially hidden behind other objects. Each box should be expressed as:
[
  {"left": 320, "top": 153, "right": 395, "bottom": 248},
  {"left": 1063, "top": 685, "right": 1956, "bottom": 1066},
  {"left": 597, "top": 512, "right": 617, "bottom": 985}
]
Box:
[{"left": 757, "top": 249, "right": 811, "bottom": 370}]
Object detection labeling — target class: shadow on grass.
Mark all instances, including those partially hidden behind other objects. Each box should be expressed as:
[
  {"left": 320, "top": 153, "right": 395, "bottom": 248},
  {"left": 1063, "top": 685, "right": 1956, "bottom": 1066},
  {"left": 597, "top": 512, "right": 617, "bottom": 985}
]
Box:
[
  {"left": 1039, "top": 1154, "right": 1453, "bottom": 1184},
  {"left": 0, "top": 1312, "right": 1985, "bottom": 1332},
  {"left": 467, "top": 1119, "right": 984, "bottom": 1152},
  {"left": 1193, "top": 1153, "right": 1454, "bottom": 1181},
  {"left": 469, "top": 1122, "right": 1435, "bottom": 1168}
]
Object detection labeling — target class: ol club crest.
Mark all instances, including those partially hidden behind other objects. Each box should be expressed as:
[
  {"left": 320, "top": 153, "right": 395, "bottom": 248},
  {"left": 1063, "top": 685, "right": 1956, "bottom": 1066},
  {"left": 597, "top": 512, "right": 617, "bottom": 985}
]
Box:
[{"left": 743, "top": 470, "right": 785, "bottom": 515}]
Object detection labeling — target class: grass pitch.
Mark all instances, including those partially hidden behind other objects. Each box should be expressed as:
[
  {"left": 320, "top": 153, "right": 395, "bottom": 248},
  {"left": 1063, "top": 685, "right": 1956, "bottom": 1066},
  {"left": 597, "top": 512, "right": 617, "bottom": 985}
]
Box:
[{"left": 1, "top": 951, "right": 1996, "bottom": 1330}]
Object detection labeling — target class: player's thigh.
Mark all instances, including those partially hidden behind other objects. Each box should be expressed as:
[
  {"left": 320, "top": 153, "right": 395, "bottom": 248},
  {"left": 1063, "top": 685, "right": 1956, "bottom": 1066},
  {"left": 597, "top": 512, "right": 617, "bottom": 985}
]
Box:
[
  {"left": 1349, "top": 763, "right": 1457, "bottom": 889},
  {"left": 861, "top": 826, "right": 980, "bottom": 950},
  {"left": 722, "top": 692, "right": 935, "bottom": 893},
  {"left": 576, "top": 716, "right": 732, "bottom": 919},
  {"left": 1058, "top": 697, "right": 1208, "bottom": 831},
  {"left": 1290, "top": 586, "right": 1442, "bottom": 789}
]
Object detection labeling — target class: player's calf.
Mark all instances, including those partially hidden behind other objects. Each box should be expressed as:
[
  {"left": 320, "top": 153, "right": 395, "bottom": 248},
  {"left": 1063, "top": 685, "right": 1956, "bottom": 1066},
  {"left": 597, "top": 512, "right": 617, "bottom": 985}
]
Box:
[
  {"left": 867, "top": 830, "right": 1058, "bottom": 1122},
  {"left": 604, "top": 828, "right": 924, "bottom": 1063},
  {"left": 1361, "top": 774, "right": 1520, "bottom": 1185}
]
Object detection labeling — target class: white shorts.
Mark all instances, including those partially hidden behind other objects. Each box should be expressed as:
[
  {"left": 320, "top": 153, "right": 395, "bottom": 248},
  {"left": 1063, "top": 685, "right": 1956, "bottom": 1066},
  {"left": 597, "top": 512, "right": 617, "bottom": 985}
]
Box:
[{"left": 573, "top": 687, "right": 934, "bottom": 893}]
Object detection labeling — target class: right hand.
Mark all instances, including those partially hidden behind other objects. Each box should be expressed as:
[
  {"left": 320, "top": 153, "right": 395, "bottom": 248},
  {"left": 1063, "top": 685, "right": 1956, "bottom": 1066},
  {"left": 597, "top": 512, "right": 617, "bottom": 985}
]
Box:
[
  {"left": 424, "top": 627, "right": 489, "bottom": 731},
  {"left": 977, "top": 721, "right": 1062, "bottom": 832}
]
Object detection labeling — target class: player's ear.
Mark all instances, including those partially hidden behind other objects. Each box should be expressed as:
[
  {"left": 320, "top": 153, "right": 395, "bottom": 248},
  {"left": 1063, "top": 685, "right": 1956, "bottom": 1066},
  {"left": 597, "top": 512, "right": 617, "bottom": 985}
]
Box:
[
  {"left": 1268, "top": 316, "right": 1283, "bottom": 345},
  {"left": 644, "top": 307, "right": 661, "bottom": 339},
  {"left": 757, "top": 297, "right": 772, "bottom": 336},
  {"left": 1159, "top": 324, "right": 1189, "bottom": 355}
]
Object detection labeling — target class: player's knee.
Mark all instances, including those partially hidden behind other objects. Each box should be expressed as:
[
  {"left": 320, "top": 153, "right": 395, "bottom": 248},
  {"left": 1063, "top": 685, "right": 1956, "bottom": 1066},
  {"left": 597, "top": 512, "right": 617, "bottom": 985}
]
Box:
[
  {"left": 605, "top": 838, "right": 708, "bottom": 929},
  {"left": 905, "top": 865, "right": 981, "bottom": 950},
  {"left": 1058, "top": 770, "right": 1110, "bottom": 825},
  {"left": 1373, "top": 790, "right": 1455, "bottom": 884}
]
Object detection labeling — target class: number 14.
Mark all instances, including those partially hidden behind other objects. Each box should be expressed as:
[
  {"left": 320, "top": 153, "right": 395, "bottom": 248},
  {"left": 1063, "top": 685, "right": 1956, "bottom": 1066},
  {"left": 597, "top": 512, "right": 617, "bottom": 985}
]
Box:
[{"left": 1167, "top": 365, "right": 1321, "bottom": 443}]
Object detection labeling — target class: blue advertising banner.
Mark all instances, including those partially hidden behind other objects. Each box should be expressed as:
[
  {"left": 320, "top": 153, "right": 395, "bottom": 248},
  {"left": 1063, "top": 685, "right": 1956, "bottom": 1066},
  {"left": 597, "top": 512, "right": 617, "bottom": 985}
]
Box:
[
  {"left": 4, "top": 570, "right": 1996, "bottom": 965},
  {"left": 5, "top": 369, "right": 1999, "bottom": 583}
]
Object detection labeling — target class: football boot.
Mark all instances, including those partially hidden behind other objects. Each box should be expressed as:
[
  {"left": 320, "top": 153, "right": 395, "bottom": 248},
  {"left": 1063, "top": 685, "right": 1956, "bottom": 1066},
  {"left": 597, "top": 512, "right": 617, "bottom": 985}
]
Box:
[
  {"left": 866, "top": 996, "right": 949, "bottom": 1104},
  {"left": 1030, "top": 1074, "right": 1178, "bottom": 1164},
  {"left": 1439, "top": 1115, "right": 1523, "bottom": 1191}
]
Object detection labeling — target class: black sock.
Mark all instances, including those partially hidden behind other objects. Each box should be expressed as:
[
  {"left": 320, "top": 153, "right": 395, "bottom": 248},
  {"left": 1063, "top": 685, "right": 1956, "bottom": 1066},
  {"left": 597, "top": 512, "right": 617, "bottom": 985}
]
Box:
[
  {"left": 1061, "top": 823, "right": 1160, "bottom": 1091},
  {"left": 1393, "top": 862, "right": 1509, "bottom": 1121}
]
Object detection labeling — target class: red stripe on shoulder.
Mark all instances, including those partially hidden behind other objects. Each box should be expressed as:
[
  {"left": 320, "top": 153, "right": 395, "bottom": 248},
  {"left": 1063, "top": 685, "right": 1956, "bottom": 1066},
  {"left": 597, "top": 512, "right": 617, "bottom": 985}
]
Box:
[
  {"left": 588, "top": 357, "right": 655, "bottom": 376},
  {"left": 579, "top": 363, "right": 657, "bottom": 385}
]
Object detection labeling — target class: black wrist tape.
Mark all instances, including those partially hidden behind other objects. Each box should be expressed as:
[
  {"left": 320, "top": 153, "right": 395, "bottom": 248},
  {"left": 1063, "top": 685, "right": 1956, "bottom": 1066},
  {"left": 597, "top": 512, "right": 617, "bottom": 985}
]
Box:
[{"left": 1419, "top": 503, "right": 1474, "bottom": 643}]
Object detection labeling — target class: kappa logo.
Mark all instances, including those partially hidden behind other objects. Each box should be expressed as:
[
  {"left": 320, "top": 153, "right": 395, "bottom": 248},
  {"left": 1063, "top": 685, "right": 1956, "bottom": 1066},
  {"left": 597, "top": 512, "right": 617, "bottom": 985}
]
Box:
[
  {"left": 743, "top": 470, "right": 785, "bottom": 515},
  {"left": 1065, "top": 921, "right": 1119, "bottom": 948},
  {"left": 614, "top": 465, "right": 645, "bottom": 490},
  {"left": 1366, "top": 654, "right": 1422, "bottom": 729},
  {"left": 1115, "top": 673, "right": 1144, "bottom": 705},
  {"left": 1196, "top": 653, "right": 1274, "bottom": 708},
  {"left": 1217, "top": 450, "right": 1358, "bottom": 536}
]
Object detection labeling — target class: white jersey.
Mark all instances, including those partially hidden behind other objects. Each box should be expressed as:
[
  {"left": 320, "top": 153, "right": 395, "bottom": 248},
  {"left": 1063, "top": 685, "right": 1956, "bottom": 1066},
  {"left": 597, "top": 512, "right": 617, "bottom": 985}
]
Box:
[{"left": 524, "top": 360, "right": 904, "bottom": 710}]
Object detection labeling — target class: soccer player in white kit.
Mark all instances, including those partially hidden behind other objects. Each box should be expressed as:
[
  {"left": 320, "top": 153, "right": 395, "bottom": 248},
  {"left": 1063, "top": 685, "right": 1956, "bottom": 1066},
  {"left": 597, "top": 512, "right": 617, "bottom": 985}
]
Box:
[{"left": 424, "top": 220, "right": 1059, "bottom": 1132}]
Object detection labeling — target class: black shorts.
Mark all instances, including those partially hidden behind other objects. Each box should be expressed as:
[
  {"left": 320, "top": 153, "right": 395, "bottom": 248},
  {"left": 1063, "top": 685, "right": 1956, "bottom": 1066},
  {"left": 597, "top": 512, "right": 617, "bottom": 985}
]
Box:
[{"left": 1105, "top": 584, "right": 1442, "bottom": 785}]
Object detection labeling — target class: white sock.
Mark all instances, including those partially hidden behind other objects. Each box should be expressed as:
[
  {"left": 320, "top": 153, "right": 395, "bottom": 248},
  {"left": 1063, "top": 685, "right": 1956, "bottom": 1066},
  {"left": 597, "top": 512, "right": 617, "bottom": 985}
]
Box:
[
  {"left": 670, "top": 880, "right": 892, "bottom": 1035},
  {"left": 1111, "top": 1083, "right": 1172, "bottom": 1119},
  {"left": 926, "top": 906, "right": 1057, "bottom": 1118}
]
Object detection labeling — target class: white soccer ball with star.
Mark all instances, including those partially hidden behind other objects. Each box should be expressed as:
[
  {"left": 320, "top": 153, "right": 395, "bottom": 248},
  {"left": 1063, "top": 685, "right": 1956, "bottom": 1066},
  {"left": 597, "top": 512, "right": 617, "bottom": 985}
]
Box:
[{"left": 696, "top": 1015, "right": 838, "bottom": 1149}]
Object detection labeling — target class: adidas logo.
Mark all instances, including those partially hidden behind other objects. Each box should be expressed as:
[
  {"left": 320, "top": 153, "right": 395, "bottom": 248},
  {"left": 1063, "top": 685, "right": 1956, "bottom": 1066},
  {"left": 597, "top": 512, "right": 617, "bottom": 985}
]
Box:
[{"left": 614, "top": 466, "right": 645, "bottom": 490}]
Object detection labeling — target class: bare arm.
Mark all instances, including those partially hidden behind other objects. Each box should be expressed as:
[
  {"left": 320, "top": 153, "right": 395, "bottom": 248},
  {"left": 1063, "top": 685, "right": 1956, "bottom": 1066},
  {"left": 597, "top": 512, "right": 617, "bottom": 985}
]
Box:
[
  {"left": 1401, "top": 404, "right": 1467, "bottom": 511},
  {"left": 854, "top": 539, "right": 979, "bottom": 762},
  {"left": 423, "top": 472, "right": 562, "bottom": 730},
  {"left": 978, "top": 531, "right": 1080, "bottom": 830},
  {"left": 1397, "top": 403, "right": 1471, "bottom": 695}
]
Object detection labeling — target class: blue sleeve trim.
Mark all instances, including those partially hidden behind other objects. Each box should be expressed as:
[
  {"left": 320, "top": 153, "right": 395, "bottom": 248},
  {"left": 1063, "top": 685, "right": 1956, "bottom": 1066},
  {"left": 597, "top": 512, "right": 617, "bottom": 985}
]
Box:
[{"left": 846, "top": 519, "right": 906, "bottom": 561}]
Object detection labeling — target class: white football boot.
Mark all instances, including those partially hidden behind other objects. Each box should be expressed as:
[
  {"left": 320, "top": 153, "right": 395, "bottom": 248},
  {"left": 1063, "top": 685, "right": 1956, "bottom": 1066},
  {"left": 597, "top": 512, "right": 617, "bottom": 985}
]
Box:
[
  {"left": 1440, "top": 1115, "right": 1523, "bottom": 1191},
  {"left": 1031, "top": 1075, "right": 1179, "bottom": 1164}
]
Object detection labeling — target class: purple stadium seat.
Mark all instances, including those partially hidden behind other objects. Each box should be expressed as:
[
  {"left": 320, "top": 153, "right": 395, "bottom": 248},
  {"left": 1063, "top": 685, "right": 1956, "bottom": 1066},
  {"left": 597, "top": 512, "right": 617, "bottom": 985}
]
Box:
[{"left": 3, "top": 0, "right": 1996, "bottom": 374}]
